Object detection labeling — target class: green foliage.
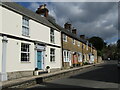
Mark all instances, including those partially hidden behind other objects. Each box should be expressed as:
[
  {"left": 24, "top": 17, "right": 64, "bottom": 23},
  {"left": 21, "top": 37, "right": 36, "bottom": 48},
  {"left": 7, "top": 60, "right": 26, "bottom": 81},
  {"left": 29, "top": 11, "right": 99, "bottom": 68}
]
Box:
[
  {"left": 83, "top": 62, "right": 89, "bottom": 65},
  {"left": 117, "top": 39, "right": 120, "bottom": 49},
  {"left": 97, "top": 50, "right": 103, "bottom": 56},
  {"left": 89, "top": 36, "right": 104, "bottom": 51}
]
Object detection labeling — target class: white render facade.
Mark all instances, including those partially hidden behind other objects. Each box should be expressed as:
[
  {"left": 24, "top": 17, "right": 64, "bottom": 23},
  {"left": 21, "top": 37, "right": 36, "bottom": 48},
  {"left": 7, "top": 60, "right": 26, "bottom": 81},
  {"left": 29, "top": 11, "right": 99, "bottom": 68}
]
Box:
[{"left": 0, "top": 2, "right": 62, "bottom": 81}]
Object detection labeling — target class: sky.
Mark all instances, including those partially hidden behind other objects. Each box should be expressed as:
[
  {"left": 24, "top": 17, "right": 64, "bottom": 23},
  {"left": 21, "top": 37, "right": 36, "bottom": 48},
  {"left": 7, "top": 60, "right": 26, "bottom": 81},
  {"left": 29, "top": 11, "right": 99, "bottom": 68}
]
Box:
[{"left": 16, "top": 2, "right": 118, "bottom": 45}]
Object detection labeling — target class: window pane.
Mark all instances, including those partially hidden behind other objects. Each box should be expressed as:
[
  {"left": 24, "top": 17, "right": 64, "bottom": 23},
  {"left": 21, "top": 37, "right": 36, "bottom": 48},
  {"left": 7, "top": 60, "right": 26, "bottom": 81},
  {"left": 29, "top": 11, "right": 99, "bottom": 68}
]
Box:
[
  {"left": 21, "top": 43, "right": 30, "bottom": 61},
  {"left": 22, "top": 17, "right": 29, "bottom": 36}
]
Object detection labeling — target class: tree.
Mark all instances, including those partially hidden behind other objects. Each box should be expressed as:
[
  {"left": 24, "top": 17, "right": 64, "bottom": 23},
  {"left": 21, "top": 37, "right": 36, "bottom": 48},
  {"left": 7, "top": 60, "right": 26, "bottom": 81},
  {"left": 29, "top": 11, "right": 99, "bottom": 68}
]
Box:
[
  {"left": 117, "top": 39, "right": 120, "bottom": 60},
  {"left": 117, "top": 39, "right": 120, "bottom": 49},
  {"left": 89, "top": 36, "right": 105, "bottom": 51}
]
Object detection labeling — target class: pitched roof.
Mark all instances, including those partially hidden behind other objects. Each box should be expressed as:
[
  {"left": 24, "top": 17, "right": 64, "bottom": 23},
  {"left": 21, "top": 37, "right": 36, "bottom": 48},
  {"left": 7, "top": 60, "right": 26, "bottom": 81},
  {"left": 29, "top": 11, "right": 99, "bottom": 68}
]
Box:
[
  {"left": 1, "top": 2, "right": 59, "bottom": 31},
  {"left": 47, "top": 16, "right": 89, "bottom": 44},
  {"left": 1, "top": 2, "right": 95, "bottom": 49}
]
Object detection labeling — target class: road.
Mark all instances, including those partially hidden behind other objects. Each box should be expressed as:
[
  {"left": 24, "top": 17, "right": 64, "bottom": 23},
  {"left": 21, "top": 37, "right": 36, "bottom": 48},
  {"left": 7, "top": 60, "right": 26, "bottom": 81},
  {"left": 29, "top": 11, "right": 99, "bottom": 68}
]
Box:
[{"left": 26, "top": 60, "right": 120, "bottom": 90}]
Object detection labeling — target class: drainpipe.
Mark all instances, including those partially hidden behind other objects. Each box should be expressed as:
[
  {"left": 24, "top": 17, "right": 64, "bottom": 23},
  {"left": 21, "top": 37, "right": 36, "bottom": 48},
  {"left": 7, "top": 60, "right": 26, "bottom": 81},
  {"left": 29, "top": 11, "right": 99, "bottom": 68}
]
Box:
[
  {"left": 82, "top": 43, "right": 84, "bottom": 66},
  {"left": 61, "top": 32, "right": 64, "bottom": 69},
  {"left": 0, "top": 36, "right": 8, "bottom": 81}
]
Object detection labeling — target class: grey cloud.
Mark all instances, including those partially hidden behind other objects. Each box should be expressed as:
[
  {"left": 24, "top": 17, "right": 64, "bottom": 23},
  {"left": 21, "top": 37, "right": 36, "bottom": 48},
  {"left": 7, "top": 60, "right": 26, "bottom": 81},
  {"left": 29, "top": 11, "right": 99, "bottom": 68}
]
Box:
[{"left": 27, "top": 2, "right": 118, "bottom": 43}]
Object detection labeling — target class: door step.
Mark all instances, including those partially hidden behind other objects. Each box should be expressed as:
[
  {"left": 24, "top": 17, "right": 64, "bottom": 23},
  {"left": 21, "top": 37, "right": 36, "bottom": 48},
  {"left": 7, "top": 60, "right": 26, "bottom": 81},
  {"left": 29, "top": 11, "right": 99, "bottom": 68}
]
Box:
[{"left": 34, "top": 70, "right": 48, "bottom": 75}]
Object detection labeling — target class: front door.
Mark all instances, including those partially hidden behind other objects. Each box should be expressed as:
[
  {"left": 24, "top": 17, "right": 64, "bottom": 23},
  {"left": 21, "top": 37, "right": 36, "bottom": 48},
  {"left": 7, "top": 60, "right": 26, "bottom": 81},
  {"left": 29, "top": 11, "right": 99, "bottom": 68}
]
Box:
[{"left": 37, "top": 51, "right": 42, "bottom": 69}]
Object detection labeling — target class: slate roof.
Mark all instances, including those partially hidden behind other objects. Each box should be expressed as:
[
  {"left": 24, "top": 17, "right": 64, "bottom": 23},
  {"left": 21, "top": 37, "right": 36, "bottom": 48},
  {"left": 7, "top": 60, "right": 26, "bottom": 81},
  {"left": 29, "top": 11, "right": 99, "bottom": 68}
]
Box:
[
  {"left": 1, "top": 2, "right": 95, "bottom": 49},
  {"left": 47, "top": 16, "right": 93, "bottom": 47}
]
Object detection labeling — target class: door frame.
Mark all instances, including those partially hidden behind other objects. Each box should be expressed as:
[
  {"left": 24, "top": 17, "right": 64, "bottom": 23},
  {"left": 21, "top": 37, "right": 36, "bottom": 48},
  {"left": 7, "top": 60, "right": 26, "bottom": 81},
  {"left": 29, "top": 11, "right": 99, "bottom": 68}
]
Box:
[{"left": 35, "top": 44, "right": 45, "bottom": 70}]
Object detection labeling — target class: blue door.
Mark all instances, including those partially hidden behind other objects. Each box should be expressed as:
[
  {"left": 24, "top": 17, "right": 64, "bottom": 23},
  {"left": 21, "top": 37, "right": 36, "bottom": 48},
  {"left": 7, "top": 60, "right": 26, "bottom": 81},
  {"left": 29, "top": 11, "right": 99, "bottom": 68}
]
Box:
[{"left": 37, "top": 51, "right": 42, "bottom": 69}]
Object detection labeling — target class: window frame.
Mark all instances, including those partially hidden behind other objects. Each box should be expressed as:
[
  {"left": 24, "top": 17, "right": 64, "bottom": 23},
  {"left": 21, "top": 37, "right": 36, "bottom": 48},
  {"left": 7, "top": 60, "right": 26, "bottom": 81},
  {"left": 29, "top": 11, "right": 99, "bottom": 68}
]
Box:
[
  {"left": 22, "top": 16, "right": 30, "bottom": 37},
  {"left": 50, "top": 48, "right": 55, "bottom": 62},
  {"left": 72, "top": 39, "right": 75, "bottom": 45},
  {"left": 86, "top": 41, "right": 88, "bottom": 50},
  {"left": 21, "top": 43, "right": 30, "bottom": 62},
  {"left": 78, "top": 42, "right": 80, "bottom": 47},
  {"left": 63, "top": 34, "right": 67, "bottom": 42},
  {"left": 78, "top": 53, "right": 82, "bottom": 62},
  {"left": 50, "top": 28, "right": 55, "bottom": 43},
  {"left": 63, "top": 50, "right": 70, "bottom": 62}
]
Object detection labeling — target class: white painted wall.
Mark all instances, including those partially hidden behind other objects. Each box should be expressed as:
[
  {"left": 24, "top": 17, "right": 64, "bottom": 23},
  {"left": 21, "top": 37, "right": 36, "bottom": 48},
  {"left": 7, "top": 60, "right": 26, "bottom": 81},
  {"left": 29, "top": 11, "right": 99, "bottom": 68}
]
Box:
[
  {"left": 2, "top": 7, "right": 61, "bottom": 47},
  {"left": 44, "top": 46, "right": 62, "bottom": 69},
  {"left": 0, "top": 36, "right": 2, "bottom": 72},
  {"left": 1, "top": 6, "right": 62, "bottom": 72},
  {"left": 52, "top": 30, "right": 61, "bottom": 46},
  {"left": 2, "top": 7, "right": 22, "bottom": 37},
  {"left": 6, "top": 38, "right": 35, "bottom": 72},
  {"left": 30, "top": 20, "right": 61, "bottom": 46},
  {"left": 0, "top": 5, "right": 2, "bottom": 33},
  {"left": 30, "top": 20, "right": 50, "bottom": 43}
]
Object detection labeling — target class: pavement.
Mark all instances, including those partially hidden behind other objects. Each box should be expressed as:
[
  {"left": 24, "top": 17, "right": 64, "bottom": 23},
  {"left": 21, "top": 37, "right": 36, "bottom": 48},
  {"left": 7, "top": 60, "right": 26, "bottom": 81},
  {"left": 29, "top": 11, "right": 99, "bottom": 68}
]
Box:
[
  {"left": 26, "top": 60, "right": 119, "bottom": 89},
  {"left": 0, "top": 61, "right": 105, "bottom": 89}
]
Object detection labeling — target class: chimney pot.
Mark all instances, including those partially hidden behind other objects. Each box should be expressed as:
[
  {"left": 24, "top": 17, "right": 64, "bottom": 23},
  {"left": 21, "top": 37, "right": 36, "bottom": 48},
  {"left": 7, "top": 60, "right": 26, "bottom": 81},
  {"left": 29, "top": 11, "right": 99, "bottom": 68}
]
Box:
[
  {"left": 64, "top": 22, "right": 72, "bottom": 31},
  {"left": 72, "top": 28, "right": 77, "bottom": 34},
  {"left": 36, "top": 4, "right": 49, "bottom": 17},
  {"left": 80, "top": 35, "right": 85, "bottom": 40}
]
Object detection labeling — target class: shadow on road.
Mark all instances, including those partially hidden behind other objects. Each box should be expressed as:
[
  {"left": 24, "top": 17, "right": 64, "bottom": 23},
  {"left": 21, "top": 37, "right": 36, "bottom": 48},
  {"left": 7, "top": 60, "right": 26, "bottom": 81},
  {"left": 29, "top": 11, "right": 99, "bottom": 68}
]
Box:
[
  {"left": 26, "top": 82, "right": 107, "bottom": 90},
  {"left": 26, "top": 60, "right": 119, "bottom": 89},
  {"left": 69, "top": 62, "right": 119, "bottom": 84}
]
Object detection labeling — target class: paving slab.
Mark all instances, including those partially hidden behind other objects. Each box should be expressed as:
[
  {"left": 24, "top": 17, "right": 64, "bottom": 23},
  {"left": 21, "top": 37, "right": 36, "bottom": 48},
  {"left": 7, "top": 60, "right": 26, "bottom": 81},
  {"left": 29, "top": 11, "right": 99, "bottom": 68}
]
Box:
[{"left": 0, "top": 61, "right": 104, "bottom": 89}]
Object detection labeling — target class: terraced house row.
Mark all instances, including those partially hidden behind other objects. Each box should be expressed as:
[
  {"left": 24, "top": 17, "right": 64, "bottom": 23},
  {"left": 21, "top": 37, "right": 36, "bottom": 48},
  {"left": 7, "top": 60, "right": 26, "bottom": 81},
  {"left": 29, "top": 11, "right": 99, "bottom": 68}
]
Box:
[{"left": 0, "top": 2, "right": 97, "bottom": 81}]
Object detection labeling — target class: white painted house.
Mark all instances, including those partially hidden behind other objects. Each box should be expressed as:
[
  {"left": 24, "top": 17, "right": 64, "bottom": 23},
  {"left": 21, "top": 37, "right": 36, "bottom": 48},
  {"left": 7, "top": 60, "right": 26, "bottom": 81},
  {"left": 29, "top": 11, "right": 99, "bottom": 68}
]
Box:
[{"left": 0, "top": 2, "right": 62, "bottom": 81}]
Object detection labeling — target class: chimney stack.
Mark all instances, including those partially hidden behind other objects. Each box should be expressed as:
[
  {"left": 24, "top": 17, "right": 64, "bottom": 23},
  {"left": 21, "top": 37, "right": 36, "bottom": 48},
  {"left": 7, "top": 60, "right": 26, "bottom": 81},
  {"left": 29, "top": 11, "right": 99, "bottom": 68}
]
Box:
[
  {"left": 80, "top": 35, "right": 85, "bottom": 40},
  {"left": 64, "top": 22, "right": 72, "bottom": 31},
  {"left": 72, "top": 28, "right": 77, "bottom": 34},
  {"left": 36, "top": 4, "right": 49, "bottom": 17}
]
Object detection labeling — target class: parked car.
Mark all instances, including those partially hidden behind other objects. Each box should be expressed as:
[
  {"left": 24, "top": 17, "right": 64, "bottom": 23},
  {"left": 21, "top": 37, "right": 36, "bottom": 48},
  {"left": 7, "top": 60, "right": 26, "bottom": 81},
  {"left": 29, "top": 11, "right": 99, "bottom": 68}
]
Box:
[{"left": 108, "top": 58, "right": 110, "bottom": 61}]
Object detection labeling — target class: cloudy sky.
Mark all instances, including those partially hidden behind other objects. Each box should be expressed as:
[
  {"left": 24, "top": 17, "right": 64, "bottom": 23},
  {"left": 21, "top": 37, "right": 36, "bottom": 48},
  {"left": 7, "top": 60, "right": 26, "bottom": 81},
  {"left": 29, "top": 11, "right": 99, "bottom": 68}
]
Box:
[{"left": 17, "top": 2, "right": 118, "bottom": 44}]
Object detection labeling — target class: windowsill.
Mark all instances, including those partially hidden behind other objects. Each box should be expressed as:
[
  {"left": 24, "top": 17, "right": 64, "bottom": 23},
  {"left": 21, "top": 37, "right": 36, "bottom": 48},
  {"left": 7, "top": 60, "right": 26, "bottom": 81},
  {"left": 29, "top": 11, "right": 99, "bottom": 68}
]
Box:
[
  {"left": 63, "top": 40, "right": 67, "bottom": 42},
  {"left": 22, "top": 34, "right": 30, "bottom": 38},
  {"left": 21, "top": 61, "right": 31, "bottom": 63},
  {"left": 50, "top": 42, "right": 55, "bottom": 44},
  {"left": 50, "top": 61, "right": 56, "bottom": 63},
  {"left": 64, "top": 61, "right": 69, "bottom": 63}
]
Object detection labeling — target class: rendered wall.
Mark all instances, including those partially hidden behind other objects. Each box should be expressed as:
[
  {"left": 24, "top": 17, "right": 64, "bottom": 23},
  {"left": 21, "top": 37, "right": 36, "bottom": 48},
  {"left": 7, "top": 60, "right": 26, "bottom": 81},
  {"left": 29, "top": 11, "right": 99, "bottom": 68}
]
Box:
[
  {"left": 45, "top": 46, "right": 62, "bottom": 69},
  {"left": 6, "top": 38, "right": 35, "bottom": 72}
]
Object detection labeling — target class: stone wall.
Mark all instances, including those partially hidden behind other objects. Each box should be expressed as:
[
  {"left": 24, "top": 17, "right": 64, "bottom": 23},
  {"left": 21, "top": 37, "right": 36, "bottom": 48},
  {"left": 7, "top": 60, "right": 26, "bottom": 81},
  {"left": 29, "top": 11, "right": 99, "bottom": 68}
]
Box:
[
  {"left": 7, "top": 70, "right": 34, "bottom": 80},
  {"left": 97, "top": 56, "right": 102, "bottom": 63}
]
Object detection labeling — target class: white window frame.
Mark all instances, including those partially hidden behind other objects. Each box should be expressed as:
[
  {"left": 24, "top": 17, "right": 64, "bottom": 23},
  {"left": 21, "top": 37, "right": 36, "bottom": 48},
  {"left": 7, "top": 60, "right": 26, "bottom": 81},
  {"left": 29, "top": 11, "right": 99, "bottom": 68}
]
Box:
[
  {"left": 50, "top": 28, "right": 55, "bottom": 43},
  {"left": 78, "top": 53, "right": 82, "bottom": 62},
  {"left": 22, "top": 16, "right": 29, "bottom": 37},
  {"left": 50, "top": 48, "right": 55, "bottom": 62},
  {"left": 72, "top": 39, "right": 75, "bottom": 45},
  {"left": 21, "top": 43, "right": 30, "bottom": 62},
  {"left": 63, "top": 34, "right": 67, "bottom": 42},
  {"left": 63, "top": 50, "right": 70, "bottom": 62},
  {"left": 86, "top": 41, "right": 88, "bottom": 50},
  {"left": 78, "top": 42, "right": 80, "bottom": 47}
]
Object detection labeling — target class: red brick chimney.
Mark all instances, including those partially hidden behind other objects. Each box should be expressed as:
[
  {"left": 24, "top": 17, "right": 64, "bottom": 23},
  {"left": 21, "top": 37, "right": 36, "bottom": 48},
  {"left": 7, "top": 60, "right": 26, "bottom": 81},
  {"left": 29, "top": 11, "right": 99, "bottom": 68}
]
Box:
[
  {"left": 80, "top": 35, "right": 85, "bottom": 40},
  {"left": 64, "top": 22, "right": 72, "bottom": 31},
  {"left": 36, "top": 4, "right": 49, "bottom": 17},
  {"left": 72, "top": 28, "right": 77, "bottom": 34}
]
